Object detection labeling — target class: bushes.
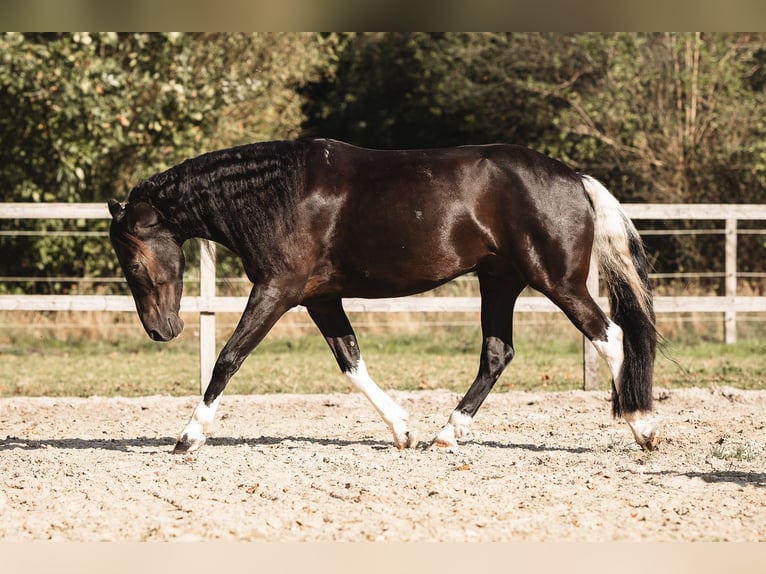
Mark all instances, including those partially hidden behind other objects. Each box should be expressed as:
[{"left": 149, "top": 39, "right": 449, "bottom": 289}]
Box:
[{"left": 2, "top": 33, "right": 765, "bottom": 295}]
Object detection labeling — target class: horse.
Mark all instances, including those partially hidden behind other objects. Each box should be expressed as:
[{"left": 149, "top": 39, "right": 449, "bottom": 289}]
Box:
[{"left": 108, "top": 138, "right": 659, "bottom": 454}]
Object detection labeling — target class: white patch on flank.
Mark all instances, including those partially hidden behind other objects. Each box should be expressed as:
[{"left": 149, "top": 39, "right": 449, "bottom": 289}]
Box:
[
  {"left": 346, "top": 357, "right": 413, "bottom": 448},
  {"left": 414, "top": 210, "right": 423, "bottom": 221},
  {"left": 323, "top": 147, "right": 331, "bottom": 166},
  {"left": 590, "top": 320, "right": 624, "bottom": 392}
]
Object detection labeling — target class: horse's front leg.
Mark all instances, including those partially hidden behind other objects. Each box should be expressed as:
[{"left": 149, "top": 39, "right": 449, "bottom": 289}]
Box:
[
  {"left": 307, "top": 299, "right": 418, "bottom": 449},
  {"left": 173, "top": 284, "right": 293, "bottom": 454}
]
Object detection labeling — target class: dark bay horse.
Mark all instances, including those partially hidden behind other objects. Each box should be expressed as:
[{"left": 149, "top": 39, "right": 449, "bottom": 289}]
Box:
[{"left": 108, "top": 138, "right": 659, "bottom": 454}]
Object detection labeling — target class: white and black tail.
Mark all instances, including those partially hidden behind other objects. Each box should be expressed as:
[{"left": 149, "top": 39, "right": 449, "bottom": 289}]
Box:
[{"left": 581, "top": 175, "right": 657, "bottom": 419}]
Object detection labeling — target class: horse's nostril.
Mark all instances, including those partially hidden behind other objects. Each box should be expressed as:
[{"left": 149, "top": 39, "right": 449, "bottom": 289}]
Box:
[
  {"left": 169, "top": 316, "right": 183, "bottom": 338},
  {"left": 149, "top": 330, "right": 163, "bottom": 341}
]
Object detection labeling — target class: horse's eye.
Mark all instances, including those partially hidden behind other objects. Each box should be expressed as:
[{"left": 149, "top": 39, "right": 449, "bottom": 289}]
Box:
[{"left": 128, "top": 262, "right": 141, "bottom": 273}]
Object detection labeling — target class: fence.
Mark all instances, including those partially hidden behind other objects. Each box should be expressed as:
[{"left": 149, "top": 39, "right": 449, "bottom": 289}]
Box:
[{"left": 1, "top": 202, "right": 765, "bottom": 392}]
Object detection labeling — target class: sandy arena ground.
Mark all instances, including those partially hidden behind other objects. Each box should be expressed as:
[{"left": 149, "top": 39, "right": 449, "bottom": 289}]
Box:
[{"left": 0, "top": 387, "right": 763, "bottom": 541}]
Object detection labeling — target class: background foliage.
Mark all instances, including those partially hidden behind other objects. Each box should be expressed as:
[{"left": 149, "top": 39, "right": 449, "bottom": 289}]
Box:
[
  {"left": 0, "top": 32, "right": 337, "bottom": 291},
  {"left": 2, "top": 32, "right": 765, "bottom": 294}
]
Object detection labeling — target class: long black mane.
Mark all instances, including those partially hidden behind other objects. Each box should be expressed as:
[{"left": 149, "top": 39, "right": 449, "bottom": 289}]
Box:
[{"left": 127, "top": 140, "right": 308, "bottom": 264}]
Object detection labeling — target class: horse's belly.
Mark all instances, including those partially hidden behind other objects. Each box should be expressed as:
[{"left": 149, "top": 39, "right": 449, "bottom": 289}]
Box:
[{"left": 337, "top": 246, "right": 477, "bottom": 298}]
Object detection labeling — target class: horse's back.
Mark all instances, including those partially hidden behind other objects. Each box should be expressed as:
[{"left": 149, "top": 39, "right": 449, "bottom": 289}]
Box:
[
  {"left": 317, "top": 139, "right": 594, "bottom": 249},
  {"left": 308, "top": 138, "right": 588, "bottom": 214}
]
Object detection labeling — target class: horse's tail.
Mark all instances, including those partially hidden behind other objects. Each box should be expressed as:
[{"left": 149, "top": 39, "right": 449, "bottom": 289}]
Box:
[{"left": 581, "top": 175, "right": 657, "bottom": 418}]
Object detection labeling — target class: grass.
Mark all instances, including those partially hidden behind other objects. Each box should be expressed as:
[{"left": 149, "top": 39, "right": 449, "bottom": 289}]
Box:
[
  {"left": 711, "top": 441, "right": 757, "bottom": 462},
  {"left": 1, "top": 311, "right": 765, "bottom": 397}
]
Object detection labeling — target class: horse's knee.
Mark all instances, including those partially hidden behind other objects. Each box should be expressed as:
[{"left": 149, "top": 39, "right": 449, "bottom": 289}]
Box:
[
  {"left": 211, "top": 356, "right": 239, "bottom": 382},
  {"left": 482, "top": 336, "right": 514, "bottom": 378}
]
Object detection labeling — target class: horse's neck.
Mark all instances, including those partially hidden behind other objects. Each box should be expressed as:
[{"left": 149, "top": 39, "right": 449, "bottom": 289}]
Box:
[
  {"left": 159, "top": 140, "right": 305, "bottom": 260},
  {"left": 167, "top": 186, "right": 239, "bottom": 252}
]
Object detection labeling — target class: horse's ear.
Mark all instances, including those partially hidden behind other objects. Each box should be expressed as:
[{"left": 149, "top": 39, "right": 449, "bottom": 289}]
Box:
[
  {"left": 108, "top": 198, "right": 123, "bottom": 218},
  {"left": 131, "top": 202, "right": 160, "bottom": 229}
]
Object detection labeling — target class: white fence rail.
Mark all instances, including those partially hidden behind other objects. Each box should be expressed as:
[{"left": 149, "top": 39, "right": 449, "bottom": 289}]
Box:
[{"left": 2, "top": 202, "right": 765, "bottom": 392}]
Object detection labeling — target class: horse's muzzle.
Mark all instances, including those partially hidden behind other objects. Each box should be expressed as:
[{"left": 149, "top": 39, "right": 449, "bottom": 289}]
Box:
[{"left": 148, "top": 314, "right": 184, "bottom": 342}]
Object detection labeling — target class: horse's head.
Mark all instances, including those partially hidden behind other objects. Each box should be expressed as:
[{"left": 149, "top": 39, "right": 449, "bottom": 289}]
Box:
[{"left": 108, "top": 198, "right": 185, "bottom": 341}]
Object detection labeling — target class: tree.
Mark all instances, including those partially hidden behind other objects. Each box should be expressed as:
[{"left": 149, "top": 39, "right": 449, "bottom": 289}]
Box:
[
  {"left": 303, "top": 33, "right": 488, "bottom": 149},
  {"left": 510, "top": 33, "right": 766, "bottom": 278},
  {"left": 0, "top": 32, "right": 336, "bottom": 293},
  {"left": 532, "top": 33, "right": 766, "bottom": 204},
  {"left": 305, "top": 33, "right": 766, "bottom": 285}
]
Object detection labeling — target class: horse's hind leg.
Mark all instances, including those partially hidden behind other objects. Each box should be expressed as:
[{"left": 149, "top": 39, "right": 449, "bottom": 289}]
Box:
[
  {"left": 542, "top": 282, "right": 660, "bottom": 450},
  {"left": 306, "top": 299, "right": 417, "bottom": 449},
  {"left": 590, "top": 319, "right": 659, "bottom": 450},
  {"left": 431, "top": 275, "right": 525, "bottom": 450}
]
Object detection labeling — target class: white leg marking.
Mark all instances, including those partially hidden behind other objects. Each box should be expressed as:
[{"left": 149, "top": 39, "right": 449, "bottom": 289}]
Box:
[
  {"left": 591, "top": 321, "right": 660, "bottom": 450},
  {"left": 176, "top": 395, "right": 221, "bottom": 452},
  {"left": 346, "top": 357, "right": 416, "bottom": 448},
  {"left": 590, "top": 320, "right": 624, "bottom": 391},
  {"left": 431, "top": 410, "right": 473, "bottom": 451}
]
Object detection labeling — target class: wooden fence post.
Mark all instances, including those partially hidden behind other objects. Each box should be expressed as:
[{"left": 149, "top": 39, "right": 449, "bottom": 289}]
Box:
[
  {"left": 199, "top": 240, "right": 217, "bottom": 394},
  {"left": 725, "top": 218, "right": 737, "bottom": 344},
  {"left": 583, "top": 256, "right": 601, "bottom": 390}
]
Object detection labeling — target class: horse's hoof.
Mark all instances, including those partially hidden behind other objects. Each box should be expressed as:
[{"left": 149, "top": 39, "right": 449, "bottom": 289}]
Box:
[
  {"left": 637, "top": 428, "right": 661, "bottom": 451},
  {"left": 627, "top": 417, "right": 661, "bottom": 452},
  {"left": 172, "top": 434, "right": 206, "bottom": 454},
  {"left": 392, "top": 426, "right": 418, "bottom": 449},
  {"left": 427, "top": 437, "right": 459, "bottom": 453},
  {"left": 428, "top": 416, "right": 467, "bottom": 453},
  {"left": 397, "top": 430, "right": 419, "bottom": 449},
  {"left": 427, "top": 424, "right": 460, "bottom": 452}
]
